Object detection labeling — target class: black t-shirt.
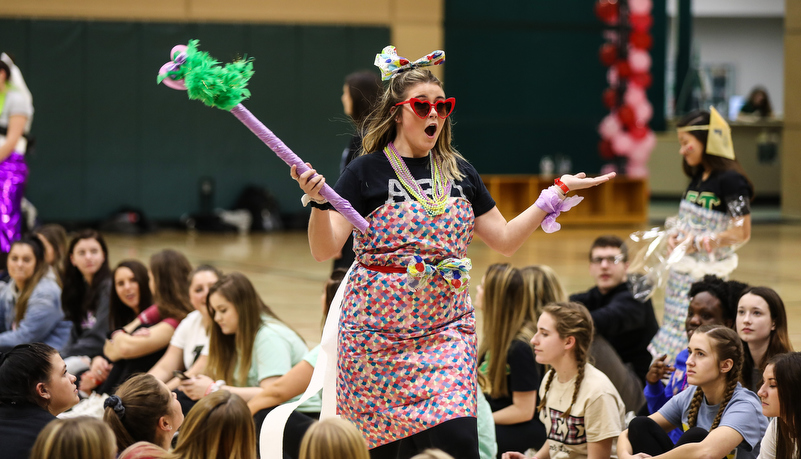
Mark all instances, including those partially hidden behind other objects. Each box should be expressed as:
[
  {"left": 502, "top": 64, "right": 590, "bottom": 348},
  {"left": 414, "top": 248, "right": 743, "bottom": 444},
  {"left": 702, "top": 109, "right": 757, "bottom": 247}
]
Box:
[
  {"left": 333, "top": 151, "right": 496, "bottom": 218},
  {"left": 683, "top": 170, "right": 751, "bottom": 215},
  {"left": 482, "top": 339, "right": 542, "bottom": 412}
]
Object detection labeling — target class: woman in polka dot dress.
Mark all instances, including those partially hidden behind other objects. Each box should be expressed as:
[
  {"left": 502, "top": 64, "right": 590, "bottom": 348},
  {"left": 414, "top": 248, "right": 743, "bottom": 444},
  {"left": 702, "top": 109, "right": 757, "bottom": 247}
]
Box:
[{"left": 291, "top": 46, "right": 614, "bottom": 459}]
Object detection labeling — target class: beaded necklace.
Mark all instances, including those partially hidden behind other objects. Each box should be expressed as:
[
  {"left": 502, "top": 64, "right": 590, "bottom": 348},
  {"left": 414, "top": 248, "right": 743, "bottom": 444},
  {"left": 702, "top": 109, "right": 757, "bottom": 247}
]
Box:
[{"left": 383, "top": 142, "right": 452, "bottom": 216}]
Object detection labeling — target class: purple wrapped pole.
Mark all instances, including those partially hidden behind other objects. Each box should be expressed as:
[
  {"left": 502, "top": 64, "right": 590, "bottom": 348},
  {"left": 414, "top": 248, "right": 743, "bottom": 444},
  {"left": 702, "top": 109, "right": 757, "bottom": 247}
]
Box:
[{"left": 229, "top": 104, "right": 369, "bottom": 233}]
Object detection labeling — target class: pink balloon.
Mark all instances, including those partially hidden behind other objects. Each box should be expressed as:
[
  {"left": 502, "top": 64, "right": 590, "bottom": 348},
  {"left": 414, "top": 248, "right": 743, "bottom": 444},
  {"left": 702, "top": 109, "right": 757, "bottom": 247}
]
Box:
[
  {"left": 629, "top": 0, "right": 653, "bottom": 15},
  {"left": 626, "top": 162, "right": 650, "bottom": 178},
  {"left": 611, "top": 132, "right": 635, "bottom": 155},
  {"left": 624, "top": 85, "right": 647, "bottom": 106},
  {"left": 634, "top": 100, "right": 653, "bottom": 124},
  {"left": 628, "top": 48, "right": 652, "bottom": 73},
  {"left": 598, "top": 113, "right": 623, "bottom": 139},
  {"left": 607, "top": 67, "right": 619, "bottom": 86},
  {"left": 159, "top": 62, "right": 187, "bottom": 90}
]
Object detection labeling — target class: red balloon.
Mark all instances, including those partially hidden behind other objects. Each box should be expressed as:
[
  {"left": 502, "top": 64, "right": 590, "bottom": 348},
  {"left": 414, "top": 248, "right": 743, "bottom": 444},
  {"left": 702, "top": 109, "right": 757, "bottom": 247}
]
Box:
[
  {"left": 631, "top": 72, "right": 653, "bottom": 89},
  {"left": 599, "top": 43, "right": 618, "bottom": 67},
  {"left": 603, "top": 88, "right": 618, "bottom": 109},
  {"left": 629, "top": 13, "right": 653, "bottom": 32},
  {"left": 618, "top": 105, "right": 636, "bottom": 128},
  {"left": 630, "top": 31, "right": 653, "bottom": 50},
  {"left": 595, "top": 0, "right": 619, "bottom": 24},
  {"left": 599, "top": 139, "right": 615, "bottom": 160},
  {"left": 616, "top": 60, "right": 632, "bottom": 79},
  {"left": 629, "top": 124, "right": 650, "bottom": 139}
]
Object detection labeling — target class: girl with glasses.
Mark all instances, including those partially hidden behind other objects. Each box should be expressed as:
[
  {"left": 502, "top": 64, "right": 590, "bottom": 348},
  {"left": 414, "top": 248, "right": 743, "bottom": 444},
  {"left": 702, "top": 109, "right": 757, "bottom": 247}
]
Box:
[{"left": 291, "top": 46, "right": 614, "bottom": 458}]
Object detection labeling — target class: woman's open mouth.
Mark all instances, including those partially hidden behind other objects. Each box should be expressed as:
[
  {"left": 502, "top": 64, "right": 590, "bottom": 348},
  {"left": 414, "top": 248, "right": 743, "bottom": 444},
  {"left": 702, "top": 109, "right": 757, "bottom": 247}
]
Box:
[{"left": 425, "top": 124, "right": 437, "bottom": 138}]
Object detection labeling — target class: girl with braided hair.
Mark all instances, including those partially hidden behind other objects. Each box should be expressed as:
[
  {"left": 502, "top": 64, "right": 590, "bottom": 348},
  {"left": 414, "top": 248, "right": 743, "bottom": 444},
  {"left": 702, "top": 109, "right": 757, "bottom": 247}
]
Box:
[
  {"left": 503, "top": 302, "right": 625, "bottom": 459},
  {"left": 619, "top": 325, "right": 768, "bottom": 459}
]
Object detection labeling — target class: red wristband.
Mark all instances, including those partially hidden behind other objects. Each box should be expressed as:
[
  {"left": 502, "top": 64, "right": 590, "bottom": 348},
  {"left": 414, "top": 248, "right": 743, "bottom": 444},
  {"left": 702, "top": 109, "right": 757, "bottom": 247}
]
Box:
[{"left": 554, "top": 178, "right": 569, "bottom": 194}]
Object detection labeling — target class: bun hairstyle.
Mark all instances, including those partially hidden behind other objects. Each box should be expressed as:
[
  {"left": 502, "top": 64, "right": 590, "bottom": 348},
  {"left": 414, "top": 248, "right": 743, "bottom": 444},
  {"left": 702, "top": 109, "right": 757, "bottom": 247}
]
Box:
[
  {"left": 686, "top": 325, "right": 743, "bottom": 430},
  {"left": 0, "top": 343, "right": 58, "bottom": 409},
  {"left": 361, "top": 68, "right": 466, "bottom": 182},
  {"left": 103, "top": 374, "right": 171, "bottom": 452},
  {"left": 536, "top": 302, "right": 594, "bottom": 418}
]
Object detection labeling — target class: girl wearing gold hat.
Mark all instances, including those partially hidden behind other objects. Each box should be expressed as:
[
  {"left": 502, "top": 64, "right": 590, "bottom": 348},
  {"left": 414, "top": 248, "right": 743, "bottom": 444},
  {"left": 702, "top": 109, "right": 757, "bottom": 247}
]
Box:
[{"left": 649, "top": 107, "right": 753, "bottom": 361}]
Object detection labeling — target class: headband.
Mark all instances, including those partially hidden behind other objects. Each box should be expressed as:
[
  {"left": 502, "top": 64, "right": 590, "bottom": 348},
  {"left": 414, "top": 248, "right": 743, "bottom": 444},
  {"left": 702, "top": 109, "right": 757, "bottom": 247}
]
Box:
[
  {"left": 374, "top": 46, "right": 445, "bottom": 81},
  {"left": 104, "top": 395, "right": 126, "bottom": 419},
  {"left": 676, "top": 106, "right": 735, "bottom": 160}
]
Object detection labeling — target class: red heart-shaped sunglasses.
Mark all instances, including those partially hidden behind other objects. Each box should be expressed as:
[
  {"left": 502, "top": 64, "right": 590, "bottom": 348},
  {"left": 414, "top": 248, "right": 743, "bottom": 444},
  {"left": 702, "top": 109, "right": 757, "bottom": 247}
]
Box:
[{"left": 395, "top": 97, "right": 456, "bottom": 119}]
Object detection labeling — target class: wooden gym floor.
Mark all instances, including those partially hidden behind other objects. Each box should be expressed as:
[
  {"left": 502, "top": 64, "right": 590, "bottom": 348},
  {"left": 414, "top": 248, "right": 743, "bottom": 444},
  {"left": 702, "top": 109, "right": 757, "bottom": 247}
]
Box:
[{"left": 103, "top": 221, "right": 801, "bottom": 350}]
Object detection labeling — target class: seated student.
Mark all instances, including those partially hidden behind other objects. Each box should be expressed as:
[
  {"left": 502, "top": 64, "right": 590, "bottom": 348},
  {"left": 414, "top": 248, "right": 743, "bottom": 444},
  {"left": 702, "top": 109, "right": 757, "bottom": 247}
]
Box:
[
  {"left": 504, "top": 302, "right": 626, "bottom": 459},
  {"left": 92, "top": 251, "right": 193, "bottom": 395},
  {"left": 30, "top": 416, "right": 116, "bottom": 459},
  {"left": 103, "top": 373, "right": 184, "bottom": 454},
  {"left": 618, "top": 325, "right": 768, "bottom": 459},
  {"left": 757, "top": 352, "right": 801, "bottom": 459},
  {"left": 645, "top": 276, "right": 746, "bottom": 442},
  {"left": 0, "top": 343, "right": 80, "bottom": 459},
  {"left": 149, "top": 265, "right": 221, "bottom": 390},
  {"left": 521, "top": 264, "right": 644, "bottom": 414},
  {"left": 178, "top": 273, "right": 315, "bottom": 414},
  {"left": 32, "top": 224, "right": 68, "bottom": 286},
  {"left": 569, "top": 235, "right": 659, "bottom": 383},
  {"left": 124, "top": 390, "right": 258, "bottom": 459},
  {"left": 0, "top": 237, "right": 70, "bottom": 351},
  {"left": 299, "top": 418, "right": 370, "bottom": 459},
  {"left": 737, "top": 286, "right": 794, "bottom": 392},
  {"left": 60, "top": 230, "right": 112, "bottom": 361},
  {"left": 476, "top": 264, "right": 545, "bottom": 455},
  {"left": 80, "top": 260, "right": 153, "bottom": 390}
]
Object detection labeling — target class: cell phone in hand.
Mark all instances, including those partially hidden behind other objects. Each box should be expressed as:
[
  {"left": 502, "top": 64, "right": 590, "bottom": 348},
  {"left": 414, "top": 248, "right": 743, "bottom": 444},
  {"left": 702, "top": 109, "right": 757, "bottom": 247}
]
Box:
[{"left": 173, "top": 370, "right": 190, "bottom": 380}]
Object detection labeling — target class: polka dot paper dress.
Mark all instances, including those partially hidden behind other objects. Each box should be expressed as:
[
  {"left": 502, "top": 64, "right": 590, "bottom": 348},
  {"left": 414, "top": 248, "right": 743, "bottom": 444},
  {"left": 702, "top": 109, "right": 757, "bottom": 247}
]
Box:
[{"left": 337, "top": 197, "right": 477, "bottom": 448}]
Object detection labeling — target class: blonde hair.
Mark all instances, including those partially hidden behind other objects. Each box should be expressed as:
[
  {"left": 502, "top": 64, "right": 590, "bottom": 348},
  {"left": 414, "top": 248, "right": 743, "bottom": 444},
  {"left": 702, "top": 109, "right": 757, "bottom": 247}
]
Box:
[
  {"left": 536, "top": 302, "right": 594, "bottom": 418},
  {"left": 165, "top": 391, "right": 256, "bottom": 459},
  {"left": 30, "top": 417, "right": 116, "bottom": 459},
  {"left": 206, "top": 272, "right": 301, "bottom": 386},
  {"left": 361, "top": 68, "right": 466, "bottom": 182},
  {"left": 478, "top": 263, "right": 532, "bottom": 398},
  {"left": 411, "top": 449, "right": 455, "bottom": 459},
  {"left": 299, "top": 418, "right": 370, "bottom": 459},
  {"left": 686, "top": 325, "right": 743, "bottom": 430},
  {"left": 520, "top": 265, "right": 566, "bottom": 325}
]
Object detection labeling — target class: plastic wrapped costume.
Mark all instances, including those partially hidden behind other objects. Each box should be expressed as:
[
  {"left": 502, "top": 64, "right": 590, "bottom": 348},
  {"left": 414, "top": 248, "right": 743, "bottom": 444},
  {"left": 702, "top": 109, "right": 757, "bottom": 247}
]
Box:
[
  {"left": 0, "top": 54, "right": 32, "bottom": 252},
  {"left": 634, "top": 107, "right": 751, "bottom": 359}
]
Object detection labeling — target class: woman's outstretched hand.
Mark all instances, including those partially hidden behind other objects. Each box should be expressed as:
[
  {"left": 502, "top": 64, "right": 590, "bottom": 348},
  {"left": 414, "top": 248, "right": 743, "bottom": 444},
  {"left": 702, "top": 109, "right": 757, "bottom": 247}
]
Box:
[
  {"left": 290, "top": 162, "right": 326, "bottom": 202},
  {"left": 559, "top": 172, "right": 616, "bottom": 192}
]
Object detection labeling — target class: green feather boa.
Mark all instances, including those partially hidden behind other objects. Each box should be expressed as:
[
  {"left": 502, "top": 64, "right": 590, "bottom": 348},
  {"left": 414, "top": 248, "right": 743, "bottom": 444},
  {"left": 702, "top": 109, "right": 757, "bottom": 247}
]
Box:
[{"left": 157, "top": 39, "right": 253, "bottom": 111}]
